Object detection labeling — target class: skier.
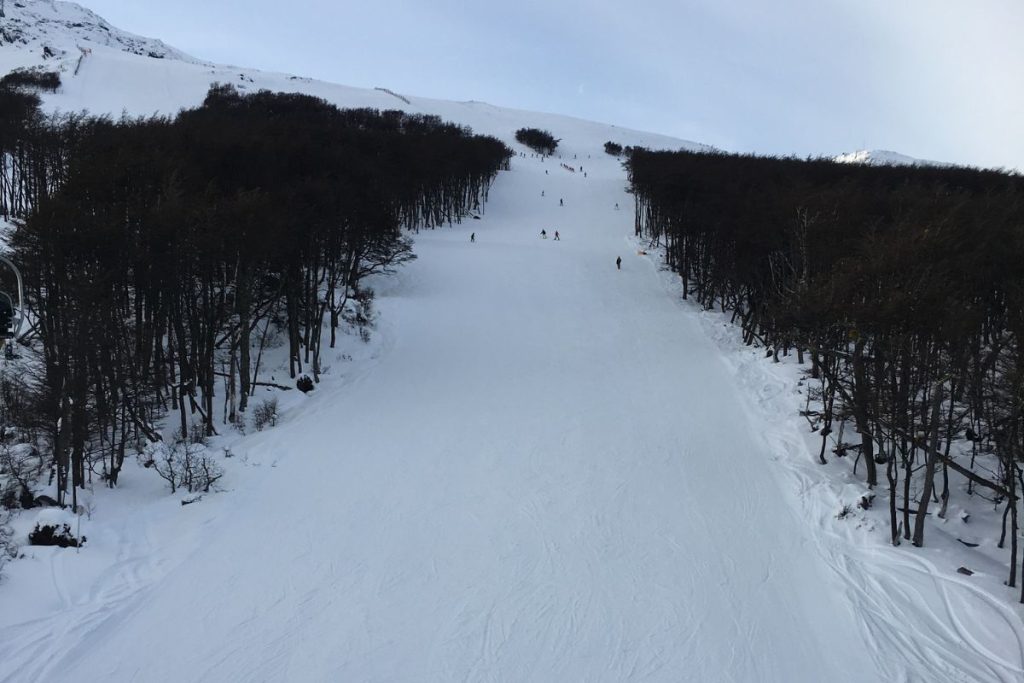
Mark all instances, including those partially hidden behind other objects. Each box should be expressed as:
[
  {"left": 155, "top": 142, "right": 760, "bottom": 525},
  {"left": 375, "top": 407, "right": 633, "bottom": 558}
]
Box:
[
  {"left": 541, "top": 190, "right": 545, "bottom": 197},
  {"left": 559, "top": 198, "right": 564, "bottom": 206},
  {"left": 614, "top": 202, "right": 619, "bottom": 210},
  {"left": 616, "top": 256, "right": 622, "bottom": 270},
  {"left": 554, "top": 231, "right": 560, "bottom": 241},
  {"left": 541, "top": 229, "right": 547, "bottom": 239},
  {"left": 470, "top": 232, "right": 475, "bottom": 242}
]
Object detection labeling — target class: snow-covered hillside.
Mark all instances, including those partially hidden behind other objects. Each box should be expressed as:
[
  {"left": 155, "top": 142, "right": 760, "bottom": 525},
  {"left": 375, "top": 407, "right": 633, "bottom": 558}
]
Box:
[
  {"left": 1, "top": 0, "right": 704, "bottom": 157},
  {"left": 1, "top": 2, "right": 1022, "bottom": 681},
  {"left": 0, "top": 0, "right": 193, "bottom": 74}
]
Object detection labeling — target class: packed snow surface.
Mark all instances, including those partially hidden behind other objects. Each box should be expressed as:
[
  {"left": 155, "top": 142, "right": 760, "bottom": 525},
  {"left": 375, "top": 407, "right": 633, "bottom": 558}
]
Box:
[
  {"left": 1, "top": 4, "right": 1022, "bottom": 681},
  {"left": 3, "top": 147, "right": 888, "bottom": 682}
]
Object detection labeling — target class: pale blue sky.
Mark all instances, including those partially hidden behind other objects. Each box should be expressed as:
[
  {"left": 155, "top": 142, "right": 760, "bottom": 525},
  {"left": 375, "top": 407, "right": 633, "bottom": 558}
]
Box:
[{"left": 85, "top": 0, "right": 1023, "bottom": 169}]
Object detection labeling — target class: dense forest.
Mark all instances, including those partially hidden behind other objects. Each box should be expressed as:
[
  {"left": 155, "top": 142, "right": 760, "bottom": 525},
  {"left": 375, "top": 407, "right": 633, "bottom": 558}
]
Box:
[
  {"left": 628, "top": 149, "right": 1024, "bottom": 598},
  {"left": 514, "top": 127, "right": 558, "bottom": 156},
  {"left": 0, "top": 81, "right": 511, "bottom": 512}
]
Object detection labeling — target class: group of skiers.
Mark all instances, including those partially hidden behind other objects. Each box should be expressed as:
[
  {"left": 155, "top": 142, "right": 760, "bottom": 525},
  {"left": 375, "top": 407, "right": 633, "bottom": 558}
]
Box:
[
  {"left": 558, "top": 163, "right": 586, "bottom": 178},
  {"left": 472, "top": 229, "right": 564, "bottom": 243},
  {"left": 469, "top": 163, "right": 624, "bottom": 268},
  {"left": 471, "top": 233, "right": 621, "bottom": 269}
]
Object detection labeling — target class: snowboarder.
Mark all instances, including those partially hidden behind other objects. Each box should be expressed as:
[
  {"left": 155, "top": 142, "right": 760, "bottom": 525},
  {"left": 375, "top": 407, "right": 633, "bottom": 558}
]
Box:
[
  {"left": 541, "top": 190, "right": 545, "bottom": 197},
  {"left": 470, "top": 232, "right": 475, "bottom": 242},
  {"left": 554, "top": 231, "right": 560, "bottom": 241},
  {"left": 541, "top": 229, "right": 547, "bottom": 239},
  {"left": 616, "top": 256, "right": 622, "bottom": 270}
]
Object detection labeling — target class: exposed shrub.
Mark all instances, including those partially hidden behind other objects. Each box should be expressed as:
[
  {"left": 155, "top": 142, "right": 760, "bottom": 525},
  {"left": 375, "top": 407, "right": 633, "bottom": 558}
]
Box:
[
  {"left": 253, "top": 397, "right": 278, "bottom": 431},
  {"left": 138, "top": 442, "right": 224, "bottom": 494},
  {"left": 0, "top": 483, "right": 33, "bottom": 510},
  {"left": 29, "top": 522, "right": 83, "bottom": 547},
  {"left": 515, "top": 127, "right": 559, "bottom": 155},
  {"left": 188, "top": 422, "right": 207, "bottom": 445},
  {"left": 296, "top": 375, "right": 314, "bottom": 393},
  {"left": 604, "top": 141, "right": 623, "bottom": 156},
  {"left": 343, "top": 288, "right": 376, "bottom": 343},
  {"left": 0, "top": 67, "right": 61, "bottom": 93}
]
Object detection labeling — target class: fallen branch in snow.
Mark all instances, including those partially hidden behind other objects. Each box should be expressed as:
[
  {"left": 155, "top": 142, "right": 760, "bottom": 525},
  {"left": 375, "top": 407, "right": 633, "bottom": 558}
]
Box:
[
  {"left": 213, "top": 371, "right": 292, "bottom": 391},
  {"left": 811, "top": 359, "right": 1010, "bottom": 499},
  {"left": 895, "top": 427, "right": 1010, "bottom": 500},
  {"left": 124, "top": 403, "right": 163, "bottom": 443}
]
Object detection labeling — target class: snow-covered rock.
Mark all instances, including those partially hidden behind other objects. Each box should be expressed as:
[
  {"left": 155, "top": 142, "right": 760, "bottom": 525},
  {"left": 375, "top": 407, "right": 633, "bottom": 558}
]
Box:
[{"left": 834, "top": 148, "right": 951, "bottom": 168}]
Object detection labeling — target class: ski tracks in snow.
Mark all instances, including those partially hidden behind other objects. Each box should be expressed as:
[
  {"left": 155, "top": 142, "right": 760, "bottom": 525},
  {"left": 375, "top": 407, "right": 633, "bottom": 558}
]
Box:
[
  {"left": 0, "top": 525, "right": 162, "bottom": 682},
  {"left": 677, "top": 263, "right": 1024, "bottom": 683}
]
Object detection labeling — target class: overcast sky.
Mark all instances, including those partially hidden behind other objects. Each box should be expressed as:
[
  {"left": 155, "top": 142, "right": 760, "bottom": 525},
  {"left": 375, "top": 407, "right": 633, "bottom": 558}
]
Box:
[{"left": 84, "top": 0, "right": 1023, "bottom": 169}]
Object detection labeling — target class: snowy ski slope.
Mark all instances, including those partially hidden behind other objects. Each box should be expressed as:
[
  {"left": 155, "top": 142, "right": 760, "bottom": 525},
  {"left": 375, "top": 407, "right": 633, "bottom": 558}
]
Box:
[{"left": 1, "top": 3, "right": 1022, "bottom": 681}]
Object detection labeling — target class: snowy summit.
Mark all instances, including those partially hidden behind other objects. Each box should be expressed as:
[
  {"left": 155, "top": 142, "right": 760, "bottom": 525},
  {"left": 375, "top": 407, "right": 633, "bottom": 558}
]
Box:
[{"left": 0, "top": 0, "right": 194, "bottom": 72}]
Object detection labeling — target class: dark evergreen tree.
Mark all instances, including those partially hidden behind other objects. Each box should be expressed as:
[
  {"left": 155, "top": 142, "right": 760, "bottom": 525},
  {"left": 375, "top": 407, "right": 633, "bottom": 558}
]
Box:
[{"left": 514, "top": 127, "right": 558, "bottom": 155}]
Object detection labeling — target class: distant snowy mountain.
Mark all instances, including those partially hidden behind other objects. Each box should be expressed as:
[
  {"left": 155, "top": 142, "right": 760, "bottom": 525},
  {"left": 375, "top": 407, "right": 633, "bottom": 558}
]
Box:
[
  {"left": 7, "top": 3, "right": 951, "bottom": 170},
  {"left": 834, "top": 149, "right": 950, "bottom": 167},
  {"left": 5, "top": 2, "right": 963, "bottom": 180},
  {"left": 0, "top": 0, "right": 195, "bottom": 73}
]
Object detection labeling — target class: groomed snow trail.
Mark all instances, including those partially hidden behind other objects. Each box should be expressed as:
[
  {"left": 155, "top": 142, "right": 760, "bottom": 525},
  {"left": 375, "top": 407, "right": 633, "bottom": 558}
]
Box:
[
  {"left": 1, "top": 26, "right": 1021, "bottom": 681},
  {"left": 2, "top": 148, "right": 904, "bottom": 682}
]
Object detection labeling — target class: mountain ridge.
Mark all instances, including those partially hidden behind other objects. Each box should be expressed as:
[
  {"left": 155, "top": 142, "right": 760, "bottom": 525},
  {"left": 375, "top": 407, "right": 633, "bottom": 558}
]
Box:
[{"left": 1, "top": 0, "right": 935, "bottom": 167}]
